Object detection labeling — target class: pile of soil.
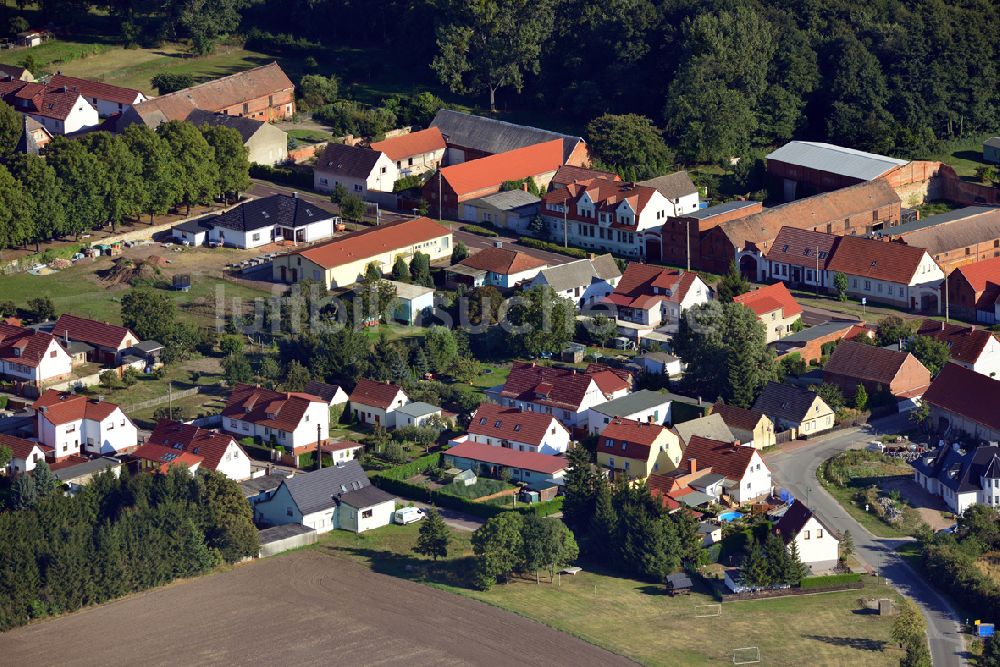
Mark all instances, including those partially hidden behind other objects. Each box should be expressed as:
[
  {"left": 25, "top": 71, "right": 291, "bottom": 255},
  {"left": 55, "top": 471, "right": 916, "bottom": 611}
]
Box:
[{"left": 101, "top": 257, "right": 161, "bottom": 287}]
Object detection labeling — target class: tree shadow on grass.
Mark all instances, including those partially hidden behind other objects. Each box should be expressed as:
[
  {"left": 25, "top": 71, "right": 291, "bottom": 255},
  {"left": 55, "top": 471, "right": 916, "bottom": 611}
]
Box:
[
  {"left": 804, "top": 635, "right": 887, "bottom": 652},
  {"left": 318, "top": 543, "right": 477, "bottom": 589}
]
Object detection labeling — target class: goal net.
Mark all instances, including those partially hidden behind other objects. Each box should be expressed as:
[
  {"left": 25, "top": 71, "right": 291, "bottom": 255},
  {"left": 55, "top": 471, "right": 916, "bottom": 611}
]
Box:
[
  {"left": 732, "top": 647, "right": 761, "bottom": 665},
  {"left": 693, "top": 603, "right": 722, "bottom": 618}
]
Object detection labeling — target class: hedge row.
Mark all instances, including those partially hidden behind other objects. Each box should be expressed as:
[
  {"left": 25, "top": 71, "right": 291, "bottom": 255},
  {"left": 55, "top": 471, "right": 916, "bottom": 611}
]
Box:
[
  {"left": 460, "top": 224, "right": 499, "bottom": 237},
  {"left": 250, "top": 164, "right": 315, "bottom": 190},
  {"left": 518, "top": 237, "right": 589, "bottom": 259},
  {"left": 375, "top": 452, "right": 442, "bottom": 480},
  {"left": 800, "top": 573, "right": 862, "bottom": 589}
]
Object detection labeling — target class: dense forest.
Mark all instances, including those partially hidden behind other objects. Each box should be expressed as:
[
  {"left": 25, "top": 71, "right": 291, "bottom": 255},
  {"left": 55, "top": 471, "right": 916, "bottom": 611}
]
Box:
[{"left": 19, "top": 0, "right": 996, "bottom": 164}]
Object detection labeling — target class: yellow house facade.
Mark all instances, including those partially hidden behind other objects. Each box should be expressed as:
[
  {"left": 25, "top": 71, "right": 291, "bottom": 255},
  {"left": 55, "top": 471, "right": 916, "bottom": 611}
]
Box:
[{"left": 596, "top": 417, "right": 682, "bottom": 481}]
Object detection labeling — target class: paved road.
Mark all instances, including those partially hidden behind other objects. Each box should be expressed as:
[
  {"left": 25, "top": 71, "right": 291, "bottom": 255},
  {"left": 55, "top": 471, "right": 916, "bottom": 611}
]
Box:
[
  {"left": 411, "top": 501, "right": 485, "bottom": 532},
  {"left": 766, "top": 415, "right": 967, "bottom": 666}
]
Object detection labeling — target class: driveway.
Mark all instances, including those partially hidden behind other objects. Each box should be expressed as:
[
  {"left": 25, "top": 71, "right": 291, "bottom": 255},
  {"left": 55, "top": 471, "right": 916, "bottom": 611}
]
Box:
[
  {"left": 411, "top": 501, "right": 485, "bottom": 532},
  {"left": 766, "top": 415, "right": 966, "bottom": 666}
]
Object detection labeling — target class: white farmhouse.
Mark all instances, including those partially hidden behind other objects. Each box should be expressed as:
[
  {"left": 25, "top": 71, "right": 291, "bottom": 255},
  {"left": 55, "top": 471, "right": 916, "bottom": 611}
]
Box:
[
  {"left": 913, "top": 443, "right": 1000, "bottom": 515},
  {"left": 313, "top": 142, "right": 397, "bottom": 196},
  {"left": 681, "top": 436, "right": 772, "bottom": 504},
  {"left": 221, "top": 384, "right": 330, "bottom": 454},
  {"left": 464, "top": 403, "right": 571, "bottom": 455},
  {"left": 32, "top": 390, "right": 137, "bottom": 459},
  {"left": 528, "top": 253, "right": 622, "bottom": 309},
  {"left": 349, "top": 378, "right": 410, "bottom": 428},
  {"left": 774, "top": 500, "right": 840, "bottom": 572},
  {"left": 605, "top": 263, "right": 711, "bottom": 339},
  {"left": 0, "top": 434, "right": 47, "bottom": 475},
  {"left": 172, "top": 193, "right": 336, "bottom": 249},
  {"left": 146, "top": 420, "right": 252, "bottom": 481},
  {"left": 0, "top": 324, "right": 72, "bottom": 395}
]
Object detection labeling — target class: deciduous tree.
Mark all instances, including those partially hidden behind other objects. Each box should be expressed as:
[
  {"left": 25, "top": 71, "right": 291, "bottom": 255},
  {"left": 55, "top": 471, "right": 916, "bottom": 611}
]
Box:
[{"left": 414, "top": 508, "right": 451, "bottom": 562}]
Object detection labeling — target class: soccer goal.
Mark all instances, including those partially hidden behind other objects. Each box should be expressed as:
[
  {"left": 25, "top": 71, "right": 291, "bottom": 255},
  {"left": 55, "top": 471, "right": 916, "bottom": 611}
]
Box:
[
  {"left": 732, "top": 646, "right": 761, "bottom": 665},
  {"left": 693, "top": 603, "right": 722, "bottom": 618}
]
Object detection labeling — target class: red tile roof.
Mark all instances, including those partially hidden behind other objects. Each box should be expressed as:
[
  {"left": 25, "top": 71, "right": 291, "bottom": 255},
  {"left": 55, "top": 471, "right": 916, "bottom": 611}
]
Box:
[
  {"left": 370, "top": 127, "right": 446, "bottom": 161},
  {"left": 823, "top": 340, "right": 929, "bottom": 389},
  {"left": 323, "top": 440, "right": 364, "bottom": 453},
  {"left": 542, "top": 177, "right": 659, "bottom": 222},
  {"left": 953, "top": 255, "right": 1000, "bottom": 293},
  {"left": 826, "top": 236, "right": 931, "bottom": 284},
  {"left": 0, "top": 434, "right": 43, "bottom": 461},
  {"left": 440, "top": 140, "right": 564, "bottom": 195},
  {"left": 606, "top": 263, "right": 701, "bottom": 309},
  {"left": 916, "top": 320, "right": 996, "bottom": 366},
  {"left": 52, "top": 313, "right": 135, "bottom": 350},
  {"left": 711, "top": 402, "right": 766, "bottom": 432},
  {"left": 597, "top": 417, "right": 667, "bottom": 461},
  {"left": 222, "top": 384, "right": 323, "bottom": 432},
  {"left": 0, "top": 78, "right": 90, "bottom": 121},
  {"left": 551, "top": 164, "right": 620, "bottom": 187},
  {"left": 459, "top": 246, "right": 547, "bottom": 275},
  {"left": 48, "top": 73, "right": 142, "bottom": 105},
  {"left": 922, "top": 362, "right": 1000, "bottom": 432},
  {"left": 147, "top": 420, "right": 242, "bottom": 473},
  {"left": 0, "top": 325, "right": 61, "bottom": 369},
  {"left": 132, "top": 443, "right": 204, "bottom": 473},
  {"left": 733, "top": 281, "right": 802, "bottom": 318},
  {"left": 469, "top": 404, "right": 565, "bottom": 447},
  {"left": 349, "top": 378, "right": 405, "bottom": 410},
  {"left": 500, "top": 362, "right": 628, "bottom": 411},
  {"left": 446, "top": 440, "right": 567, "bottom": 475},
  {"left": 32, "top": 390, "right": 119, "bottom": 426},
  {"left": 765, "top": 227, "right": 839, "bottom": 269},
  {"left": 681, "top": 436, "right": 758, "bottom": 481},
  {"left": 295, "top": 217, "right": 450, "bottom": 270}
]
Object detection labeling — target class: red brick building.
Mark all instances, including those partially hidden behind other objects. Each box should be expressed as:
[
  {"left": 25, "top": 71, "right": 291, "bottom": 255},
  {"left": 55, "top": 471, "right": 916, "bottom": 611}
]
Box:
[
  {"left": 944, "top": 255, "right": 1000, "bottom": 324},
  {"left": 822, "top": 340, "right": 931, "bottom": 401},
  {"left": 661, "top": 200, "right": 761, "bottom": 268}
]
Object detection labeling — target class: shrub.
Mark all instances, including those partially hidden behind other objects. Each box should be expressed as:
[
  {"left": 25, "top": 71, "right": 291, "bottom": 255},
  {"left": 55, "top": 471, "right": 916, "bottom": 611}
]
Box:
[
  {"left": 460, "top": 224, "right": 499, "bottom": 237},
  {"left": 393, "top": 174, "right": 424, "bottom": 192},
  {"left": 517, "top": 237, "right": 589, "bottom": 259},
  {"left": 800, "top": 573, "right": 862, "bottom": 589},
  {"left": 249, "top": 164, "right": 313, "bottom": 189}
]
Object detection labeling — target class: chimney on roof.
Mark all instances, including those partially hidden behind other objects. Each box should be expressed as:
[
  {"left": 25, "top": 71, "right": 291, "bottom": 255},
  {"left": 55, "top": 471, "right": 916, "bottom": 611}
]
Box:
[
  {"left": 96, "top": 395, "right": 104, "bottom": 403},
  {"left": 732, "top": 440, "right": 741, "bottom": 448},
  {"left": 688, "top": 457, "right": 697, "bottom": 474},
  {"left": 292, "top": 191, "right": 299, "bottom": 199},
  {"left": 494, "top": 240, "right": 503, "bottom": 249}
]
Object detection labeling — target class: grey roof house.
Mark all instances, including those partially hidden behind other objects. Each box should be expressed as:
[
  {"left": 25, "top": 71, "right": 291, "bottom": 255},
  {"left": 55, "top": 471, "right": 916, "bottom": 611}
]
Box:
[
  {"left": 983, "top": 137, "right": 1000, "bottom": 165},
  {"left": 430, "top": 109, "right": 587, "bottom": 164},
  {"left": 528, "top": 254, "right": 621, "bottom": 308},
  {"left": 913, "top": 443, "right": 1000, "bottom": 515},
  {"left": 460, "top": 190, "right": 540, "bottom": 233},
  {"left": 188, "top": 109, "right": 288, "bottom": 165},
  {"left": 671, "top": 413, "right": 735, "bottom": 448},
  {"left": 587, "top": 389, "right": 673, "bottom": 434},
  {"left": 752, "top": 382, "right": 835, "bottom": 437},
  {"left": 638, "top": 171, "right": 698, "bottom": 201}
]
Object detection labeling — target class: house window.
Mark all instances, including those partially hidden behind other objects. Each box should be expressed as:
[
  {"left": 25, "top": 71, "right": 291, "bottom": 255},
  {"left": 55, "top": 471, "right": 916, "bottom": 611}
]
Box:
[
  {"left": 817, "top": 529, "right": 824, "bottom": 538},
  {"left": 252, "top": 233, "right": 261, "bottom": 242},
  {"left": 242, "top": 103, "right": 249, "bottom": 114},
  {"left": 803, "top": 530, "right": 810, "bottom": 540},
  {"left": 286, "top": 507, "right": 292, "bottom": 516},
  {"left": 362, "top": 509, "right": 373, "bottom": 519}
]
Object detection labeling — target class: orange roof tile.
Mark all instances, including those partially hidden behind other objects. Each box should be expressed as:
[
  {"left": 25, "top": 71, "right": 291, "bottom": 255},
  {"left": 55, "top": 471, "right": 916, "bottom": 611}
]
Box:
[
  {"left": 826, "top": 236, "right": 931, "bottom": 283},
  {"left": 294, "top": 217, "right": 450, "bottom": 270},
  {"left": 459, "top": 246, "right": 547, "bottom": 275},
  {"left": 440, "top": 140, "right": 564, "bottom": 195},
  {"left": 953, "top": 255, "right": 1000, "bottom": 293},
  {"left": 32, "top": 390, "right": 119, "bottom": 425},
  {"left": 733, "top": 281, "right": 802, "bottom": 318},
  {"left": 597, "top": 417, "right": 666, "bottom": 461},
  {"left": 370, "top": 128, "right": 446, "bottom": 161}
]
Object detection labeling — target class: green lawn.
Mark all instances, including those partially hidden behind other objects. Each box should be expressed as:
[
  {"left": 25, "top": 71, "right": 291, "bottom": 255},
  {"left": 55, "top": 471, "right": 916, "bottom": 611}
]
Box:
[
  {"left": 315, "top": 523, "right": 905, "bottom": 667},
  {"left": 287, "top": 129, "right": 334, "bottom": 144},
  {"left": 818, "top": 453, "right": 925, "bottom": 538},
  {"left": 917, "top": 134, "right": 994, "bottom": 181}
]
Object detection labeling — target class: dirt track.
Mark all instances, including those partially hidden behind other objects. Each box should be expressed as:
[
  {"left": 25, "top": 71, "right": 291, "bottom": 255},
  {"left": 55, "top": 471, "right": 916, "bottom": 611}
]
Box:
[{"left": 0, "top": 549, "right": 635, "bottom": 666}]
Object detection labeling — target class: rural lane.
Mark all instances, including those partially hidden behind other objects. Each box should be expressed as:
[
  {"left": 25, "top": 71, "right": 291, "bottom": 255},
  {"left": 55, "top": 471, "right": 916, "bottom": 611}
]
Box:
[{"left": 766, "top": 415, "right": 967, "bottom": 667}]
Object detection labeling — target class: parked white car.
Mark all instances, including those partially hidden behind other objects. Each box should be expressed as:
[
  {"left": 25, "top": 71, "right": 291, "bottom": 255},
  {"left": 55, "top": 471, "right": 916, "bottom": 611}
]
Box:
[{"left": 394, "top": 507, "right": 426, "bottom": 525}]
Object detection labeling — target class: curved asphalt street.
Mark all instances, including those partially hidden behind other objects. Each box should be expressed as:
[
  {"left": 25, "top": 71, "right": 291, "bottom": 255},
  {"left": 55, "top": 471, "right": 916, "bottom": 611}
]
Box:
[{"left": 766, "top": 415, "right": 967, "bottom": 666}]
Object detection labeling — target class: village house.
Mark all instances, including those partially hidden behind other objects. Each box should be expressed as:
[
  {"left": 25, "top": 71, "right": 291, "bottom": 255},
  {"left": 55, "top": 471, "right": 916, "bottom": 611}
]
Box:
[
  {"left": 773, "top": 500, "right": 840, "bottom": 571},
  {"left": 460, "top": 190, "right": 540, "bottom": 232},
  {"left": 221, "top": 384, "right": 329, "bottom": 454},
  {"left": 425, "top": 139, "right": 565, "bottom": 219},
  {"left": 313, "top": 142, "right": 397, "bottom": 197},
  {"left": 254, "top": 460, "right": 396, "bottom": 533},
  {"left": 143, "top": 420, "right": 252, "bottom": 481},
  {"left": 48, "top": 73, "right": 146, "bottom": 117},
  {"left": 770, "top": 320, "right": 870, "bottom": 365},
  {"left": 370, "top": 127, "right": 447, "bottom": 178},
  {"left": 586, "top": 389, "right": 673, "bottom": 435},
  {"left": 271, "top": 217, "right": 452, "bottom": 290},
  {"left": 302, "top": 381, "right": 350, "bottom": 408},
  {"left": 913, "top": 443, "right": 1000, "bottom": 515},
  {"left": 443, "top": 440, "right": 567, "bottom": 490},
  {"left": 187, "top": 109, "right": 288, "bottom": 165},
  {"left": 0, "top": 324, "right": 72, "bottom": 395},
  {"left": 53, "top": 456, "right": 122, "bottom": 495},
  {"left": 550, "top": 164, "right": 619, "bottom": 189},
  {"left": 631, "top": 351, "right": 684, "bottom": 378},
  {"left": 765, "top": 141, "right": 910, "bottom": 201},
  {"left": 944, "top": 255, "right": 1000, "bottom": 325},
  {"left": 672, "top": 413, "right": 736, "bottom": 451},
  {"left": 32, "top": 390, "right": 137, "bottom": 459},
  {"left": 51, "top": 314, "right": 139, "bottom": 367},
  {"left": 386, "top": 280, "right": 435, "bottom": 326},
  {"left": 0, "top": 64, "right": 33, "bottom": 82},
  {"left": 173, "top": 193, "right": 335, "bottom": 249},
  {"left": 446, "top": 244, "right": 548, "bottom": 289},
  {"left": 119, "top": 62, "right": 295, "bottom": 129},
  {"left": 636, "top": 171, "right": 700, "bottom": 217},
  {"left": 430, "top": 108, "right": 589, "bottom": 166},
  {"left": 16, "top": 115, "right": 53, "bottom": 154},
  {"left": 823, "top": 340, "right": 931, "bottom": 403},
  {"left": 680, "top": 435, "right": 773, "bottom": 504},
  {"left": 0, "top": 434, "right": 47, "bottom": 475},
  {"left": 752, "top": 382, "right": 835, "bottom": 438},
  {"left": 489, "top": 361, "right": 631, "bottom": 429},
  {"left": 596, "top": 417, "right": 683, "bottom": 481},
  {"left": 604, "top": 263, "right": 711, "bottom": 340},
  {"left": 916, "top": 320, "right": 1000, "bottom": 378},
  {"left": 0, "top": 76, "right": 99, "bottom": 134},
  {"left": 348, "top": 378, "right": 410, "bottom": 428},
  {"left": 700, "top": 180, "right": 901, "bottom": 276},
  {"left": 711, "top": 402, "right": 776, "bottom": 449},
  {"left": 460, "top": 403, "right": 571, "bottom": 455},
  {"left": 920, "top": 363, "right": 1000, "bottom": 442},
  {"left": 732, "top": 282, "right": 803, "bottom": 343},
  {"left": 660, "top": 200, "right": 762, "bottom": 268},
  {"left": 131, "top": 443, "right": 204, "bottom": 475},
  {"left": 527, "top": 254, "right": 621, "bottom": 308},
  {"left": 884, "top": 207, "right": 1000, "bottom": 273},
  {"left": 394, "top": 402, "right": 443, "bottom": 428},
  {"left": 323, "top": 440, "right": 365, "bottom": 465}
]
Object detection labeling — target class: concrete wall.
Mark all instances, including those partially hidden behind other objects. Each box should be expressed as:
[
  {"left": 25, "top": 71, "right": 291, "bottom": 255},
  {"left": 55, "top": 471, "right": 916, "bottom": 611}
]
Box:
[{"left": 259, "top": 529, "right": 318, "bottom": 557}]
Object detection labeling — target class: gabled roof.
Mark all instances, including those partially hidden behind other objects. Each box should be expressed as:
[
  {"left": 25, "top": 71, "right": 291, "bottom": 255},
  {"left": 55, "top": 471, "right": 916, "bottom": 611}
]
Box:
[
  {"left": 281, "top": 460, "right": 373, "bottom": 514},
  {"left": 499, "top": 362, "right": 628, "bottom": 411},
  {"left": 0, "top": 79, "right": 90, "bottom": 121},
  {"left": 0, "top": 433, "right": 44, "bottom": 461},
  {"left": 349, "top": 378, "right": 405, "bottom": 410},
  {"left": 711, "top": 402, "right": 767, "bottom": 433},
  {"left": 132, "top": 443, "right": 203, "bottom": 472},
  {"left": 468, "top": 403, "right": 565, "bottom": 447},
  {"left": 916, "top": 320, "right": 996, "bottom": 366},
  {"left": 765, "top": 227, "right": 838, "bottom": 270},
  {"left": 147, "top": 420, "right": 242, "bottom": 473},
  {"left": 952, "top": 255, "right": 1000, "bottom": 294},
  {"left": 395, "top": 401, "right": 441, "bottom": 418},
  {"left": 187, "top": 109, "right": 267, "bottom": 142},
  {"left": 446, "top": 440, "right": 567, "bottom": 475},
  {"left": 302, "top": 381, "right": 346, "bottom": 405},
  {"left": 718, "top": 180, "right": 900, "bottom": 251},
  {"left": 637, "top": 171, "right": 697, "bottom": 199},
  {"left": 430, "top": 109, "right": 583, "bottom": 161},
  {"left": 315, "top": 142, "right": 384, "bottom": 179},
  {"left": 590, "top": 389, "right": 671, "bottom": 419},
  {"left": 773, "top": 500, "right": 830, "bottom": 544},
  {"left": 682, "top": 436, "right": 759, "bottom": 482},
  {"left": 606, "top": 263, "right": 701, "bottom": 309},
  {"left": 733, "top": 282, "right": 802, "bottom": 318},
  {"left": 826, "top": 236, "right": 930, "bottom": 284},
  {"left": 551, "top": 164, "right": 619, "bottom": 188},
  {"left": 222, "top": 384, "right": 324, "bottom": 432},
  {"left": 922, "top": 363, "right": 1000, "bottom": 433},
  {"left": 32, "top": 390, "right": 119, "bottom": 426},
  {"left": 465, "top": 189, "right": 540, "bottom": 212},
  {"left": 0, "top": 64, "right": 31, "bottom": 80},
  {"left": 597, "top": 417, "right": 667, "bottom": 461},
  {"left": 824, "top": 340, "right": 928, "bottom": 388},
  {"left": 338, "top": 483, "right": 396, "bottom": 509},
  {"left": 673, "top": 413, "right": 735, "bottom": 445},
  {"left": 459, "top": 246, "right": 547, "bottom": 276},
  {"left": 52, "top": 314, "right": 135, "bottom": 350},
  {"left": 752, "top": 382, "right": 827, "bottom": 423},
  {"left": 48, "top": 73, "right": 143, "bottom": 105},
  {"left": 0, "top": 325, "right": 62, "bottom": 368},
  {"left": 439, "top": 140, "right": 565, "bottom": 195},
  {"left": 205, "top": 194, "right": 333, "bottom": 233},
  {"left": 892, "top": 207, "right": 1000, "bottom": 257},
  {"left": 535, "top": 254, "right": 620, "bottom": 293},
  {"left": 370, "top": 127, "right": 446, "bottom": 160},
  {"left": 542, "top": 177, "right": 659, "bottom": 222},
  {"left": 294, "top": 217, "right": 450, "bottom": 270},
  {"left": 766, "top": 141, "right": 907, "bottom": 180},
  {"left": 914, "top": 443, "right": 1000, "bottom": 494}
]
